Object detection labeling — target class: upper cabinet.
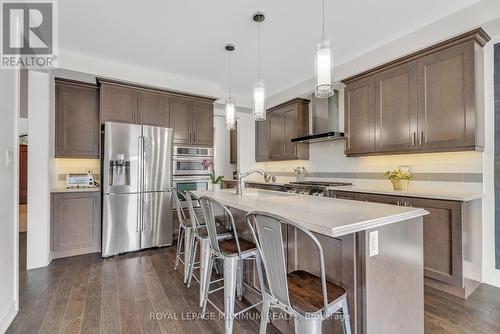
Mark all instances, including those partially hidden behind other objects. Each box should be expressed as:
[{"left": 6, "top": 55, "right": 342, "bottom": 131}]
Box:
[
  {"left": 100, "top": 81, "right": 168, "bottom": 127},
  {"left": 55, "top": 79, "right": 100, "bottom": 158},
  {"left": 137, "top": 91, "right": 169, "bottom": 127},
  {"left": 255, "top": 118, "right": 268, "bottom": 162},
  {"left": 191, "top": 101, "right": 214, "bottom": 146},
  {"left": 169, "top": 97, "right": 214, "bottom": 146},
  {"left": 263, "top": 98, "right": 309, "bottom": 161},
  {"left": 99, "top": 79, "right": 214, "bottom": 146},
  {"left": 230, "top": 122, "right": 237, "bottom": 164},
  {"left": 343, "top": 28, "right": 489, "bottom": 156}
]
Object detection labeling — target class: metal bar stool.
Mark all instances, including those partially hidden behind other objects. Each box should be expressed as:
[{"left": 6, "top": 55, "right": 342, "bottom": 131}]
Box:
[
  {"left": 184, "top": 191, "right": 232, "bottom": 307},
  {"left": 199, "top": 196, "right": 264, "bottom": 334},
  {"left": 172, "top": 188, "right": 194, "bottom": 283},
  {"left": 245, "top": 211, "right": 352, "bottom": 334}
]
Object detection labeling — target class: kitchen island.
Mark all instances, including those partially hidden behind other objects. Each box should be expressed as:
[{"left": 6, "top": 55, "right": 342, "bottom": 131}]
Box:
[{"left": 192, "top": 188, "right": 428, "bottom": 334}]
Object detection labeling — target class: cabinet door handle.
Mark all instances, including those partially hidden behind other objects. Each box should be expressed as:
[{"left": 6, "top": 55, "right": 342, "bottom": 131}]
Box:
[
  {"left": 189, "top": 132, "right": 192, "bottom": 142},
  {"left": 412, "top": 132, "right": 416, "bottom": 146},
  {"left": 419, "top": 131, "right": 423, "bottom": 146},
  {"left": 193, "top": 133, "right": 196, "bottom": 142}
]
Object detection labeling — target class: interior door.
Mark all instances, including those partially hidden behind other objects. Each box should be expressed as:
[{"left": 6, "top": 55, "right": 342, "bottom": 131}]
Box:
[
  {"left": 142, "top": 125, "right": 173, "bottom": 192},
  {"left": 102, "top": 193, "right": 140, "bottom": 257},
  {"left": 141, "top": 191, "right": 173, "bottom": 248}
]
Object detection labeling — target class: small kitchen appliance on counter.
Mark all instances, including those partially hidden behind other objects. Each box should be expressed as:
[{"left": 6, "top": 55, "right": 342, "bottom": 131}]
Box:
[{"left": 66, "top": 172, "right": 95, "bottom": 189}]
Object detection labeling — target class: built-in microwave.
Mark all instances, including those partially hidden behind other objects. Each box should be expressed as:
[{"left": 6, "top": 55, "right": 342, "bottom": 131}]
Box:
[
  {"left": 173, "top": 146, "right": 213, "bottom": 158},
  {"left": 173, "top": 146, "right": 213, "bottom": 176}
]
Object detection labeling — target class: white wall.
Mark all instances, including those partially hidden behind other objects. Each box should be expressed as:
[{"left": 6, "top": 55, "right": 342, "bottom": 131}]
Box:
[
  {"left": 213, "top": 104, "right": 236, "bottom": 178},
  {"left": 0, "top": 69, "right": 19, "bottom": 332},
  {"left": 481, "top": 33, "right": 500, "bottom": 287},
  {"left": 236, "top": 109, "right": 256, "bottom": 174},
  {"left": 26, "top": 71, "right": 52, "bottom": 269}
]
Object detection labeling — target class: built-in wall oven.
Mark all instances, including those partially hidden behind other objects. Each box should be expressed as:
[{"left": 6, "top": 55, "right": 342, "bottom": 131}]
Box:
[{"left": 173, "top": 146, "right": 213, "bottom": 207}]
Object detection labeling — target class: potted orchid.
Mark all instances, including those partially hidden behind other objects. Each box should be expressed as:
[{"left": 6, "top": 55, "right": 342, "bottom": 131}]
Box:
[{"left": 201, "top": 159, "right": 224, "bottom": 191}]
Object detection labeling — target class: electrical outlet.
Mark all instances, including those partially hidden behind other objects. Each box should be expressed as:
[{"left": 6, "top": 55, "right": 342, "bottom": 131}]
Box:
[{"left": 369, "top": 230, "right": 379, "bottom": 257}]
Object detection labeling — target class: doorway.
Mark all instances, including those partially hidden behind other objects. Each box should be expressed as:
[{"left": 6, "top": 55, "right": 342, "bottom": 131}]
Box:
[{"left": 18, "top": 69, "right": 28, "bottom": 271}]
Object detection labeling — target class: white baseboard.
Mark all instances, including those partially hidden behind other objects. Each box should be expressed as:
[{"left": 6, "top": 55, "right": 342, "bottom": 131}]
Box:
[{"left": 0, "top": 301, "right": 18, "bottom": 334}]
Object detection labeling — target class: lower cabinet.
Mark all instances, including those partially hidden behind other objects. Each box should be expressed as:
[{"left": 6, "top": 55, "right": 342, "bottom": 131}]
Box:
[
  {"left": 329, "top": 190, "right": 464, "bottom": 288},
  {"left": 245, "top": 182, "right": 285, "bottom": 192},
  {"left": 51, "top": 191, "right": 101, "bottom": 259}
]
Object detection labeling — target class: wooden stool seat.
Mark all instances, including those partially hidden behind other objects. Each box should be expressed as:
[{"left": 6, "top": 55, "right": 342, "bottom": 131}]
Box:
[
  {"left": 198, "top": 225, "right": 232, "bottom": 238},
  {"left": 287, "top": 270, "right": 346, "bottom": 313},
  {"left": 219, "top": 238, "right": 257, "bottom": 255}
]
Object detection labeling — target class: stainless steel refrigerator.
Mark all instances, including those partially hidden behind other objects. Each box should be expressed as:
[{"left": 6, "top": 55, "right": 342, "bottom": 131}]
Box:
[{"left": 102, "top": 122, "right": 173, "bottom": 257}]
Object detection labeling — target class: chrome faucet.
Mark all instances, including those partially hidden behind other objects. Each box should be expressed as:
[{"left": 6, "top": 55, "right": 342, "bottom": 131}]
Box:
[{"left": 235, "top": 168, "right": 269, "bottom": 195}]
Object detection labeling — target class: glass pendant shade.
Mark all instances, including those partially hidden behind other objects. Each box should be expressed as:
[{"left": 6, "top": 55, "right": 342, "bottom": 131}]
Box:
[
  {"left": 225, "top": 97, "right": 236, "bottom": 130},
  {"left": 315, "top": 39, "right": 334, "bottom": 98},
  {"left": 253, "top": 79, "right": 266, "bottom": 121}
]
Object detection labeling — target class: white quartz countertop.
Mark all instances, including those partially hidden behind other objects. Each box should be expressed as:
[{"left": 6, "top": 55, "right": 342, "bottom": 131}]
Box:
[
  {"left": 51, "top": 187, "right": 100, "bottom": 193},
  {"left": 328, "top": 185, "right": 483, "bottom": 201},
  {"left": 192, "top": 189, "right": 427, "bottom": 238}
]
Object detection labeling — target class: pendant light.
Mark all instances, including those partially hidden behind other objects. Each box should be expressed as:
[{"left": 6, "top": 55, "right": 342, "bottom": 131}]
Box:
[
  {"left": 315, "top": 0, "right": 333, "bottom": 98},
  {"left": 225, "top": 44, "right": 236, "bottom": 130},
  {"left": 252, "top": 12, "right": 266, "bottom": 121}
]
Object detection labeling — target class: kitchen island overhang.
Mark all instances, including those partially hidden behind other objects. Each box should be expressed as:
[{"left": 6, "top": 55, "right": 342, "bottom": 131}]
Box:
[{"left": 192, "top": 188, "right": 428, "bottom": 334}]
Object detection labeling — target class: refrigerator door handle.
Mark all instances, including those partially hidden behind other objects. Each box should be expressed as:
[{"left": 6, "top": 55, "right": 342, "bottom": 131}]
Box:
[
  {"left": 136, "top": 136, "right": 143, "bottom": 232},
  {"left": 140, "top": 136, "right": 145, "bottom": 231}
]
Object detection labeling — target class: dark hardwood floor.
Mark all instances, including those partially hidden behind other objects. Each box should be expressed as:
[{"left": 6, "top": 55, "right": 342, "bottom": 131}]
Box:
[{"left": 8, "top": 239, "right": 500, "bottom": 334}]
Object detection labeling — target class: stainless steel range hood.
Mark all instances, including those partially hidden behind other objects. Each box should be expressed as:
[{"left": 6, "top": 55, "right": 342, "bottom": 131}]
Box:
[{"left": 291, "top": 90, "right": 345, "bottom": 143}]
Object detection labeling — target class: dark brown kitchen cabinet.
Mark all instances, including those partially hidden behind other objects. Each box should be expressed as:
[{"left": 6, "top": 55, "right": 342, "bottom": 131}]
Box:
[
  {"left": 169, "top": 97, "right": 192, "bottom": 144},
  {"left": 101, "top": 82, "right": 169, "bottom": 127},
  {"left": 417, "top": 42, "right": 477, "bottom": 151},
  {"left": 192, "top": 101, "right": 214, "bottom": 145},
  {"left": 245, "top": 182, "right": 285, "bottom": 192},
  {"left": 345, "top": 77, "right": 375, "bottom": 155},
  {"left": 169, "top": 97, "right": 214, "bottom": 146},
  {"left": 230, "top": 123, "right": 237, "bottom": 164},
  {"left": 100, "top": 82, "right": 137, "bottom": 124},
  {"left": 405, "top": 197, "right": 463, "bottom": 287},
  {"left": 375, "top": 62, "right": 418, "bottom": 153},
  {"left": 343, "top": 28, "right": 489, "bottom": 156},
  {"left": 329, "top": 189, "right": 465, "bottom": 290},
  {"left": 137, "top": 91, "right": 169, "bottom": 127},
  {"left": 266, "top": 98, "right": 309, "bottom": 161},
  {"left": 55, "top": 79, "right": 100, "bottom": 158},
  {"left": 255, "top": 118, "right": 268, "bottom": 162},
  {"left": 51, "top": 191, "right": 101, "bottom": 259},
  {"left": 99, "top": 79, "right": 214, "bottom": 146},
  {"left": 19, "top": 145, "right": 27, "bottom": 204}
]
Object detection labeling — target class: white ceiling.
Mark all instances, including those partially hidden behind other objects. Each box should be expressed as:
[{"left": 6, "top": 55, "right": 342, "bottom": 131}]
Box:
[{"left": 59, "top": 0, "right": 478, "bottom": 100}]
